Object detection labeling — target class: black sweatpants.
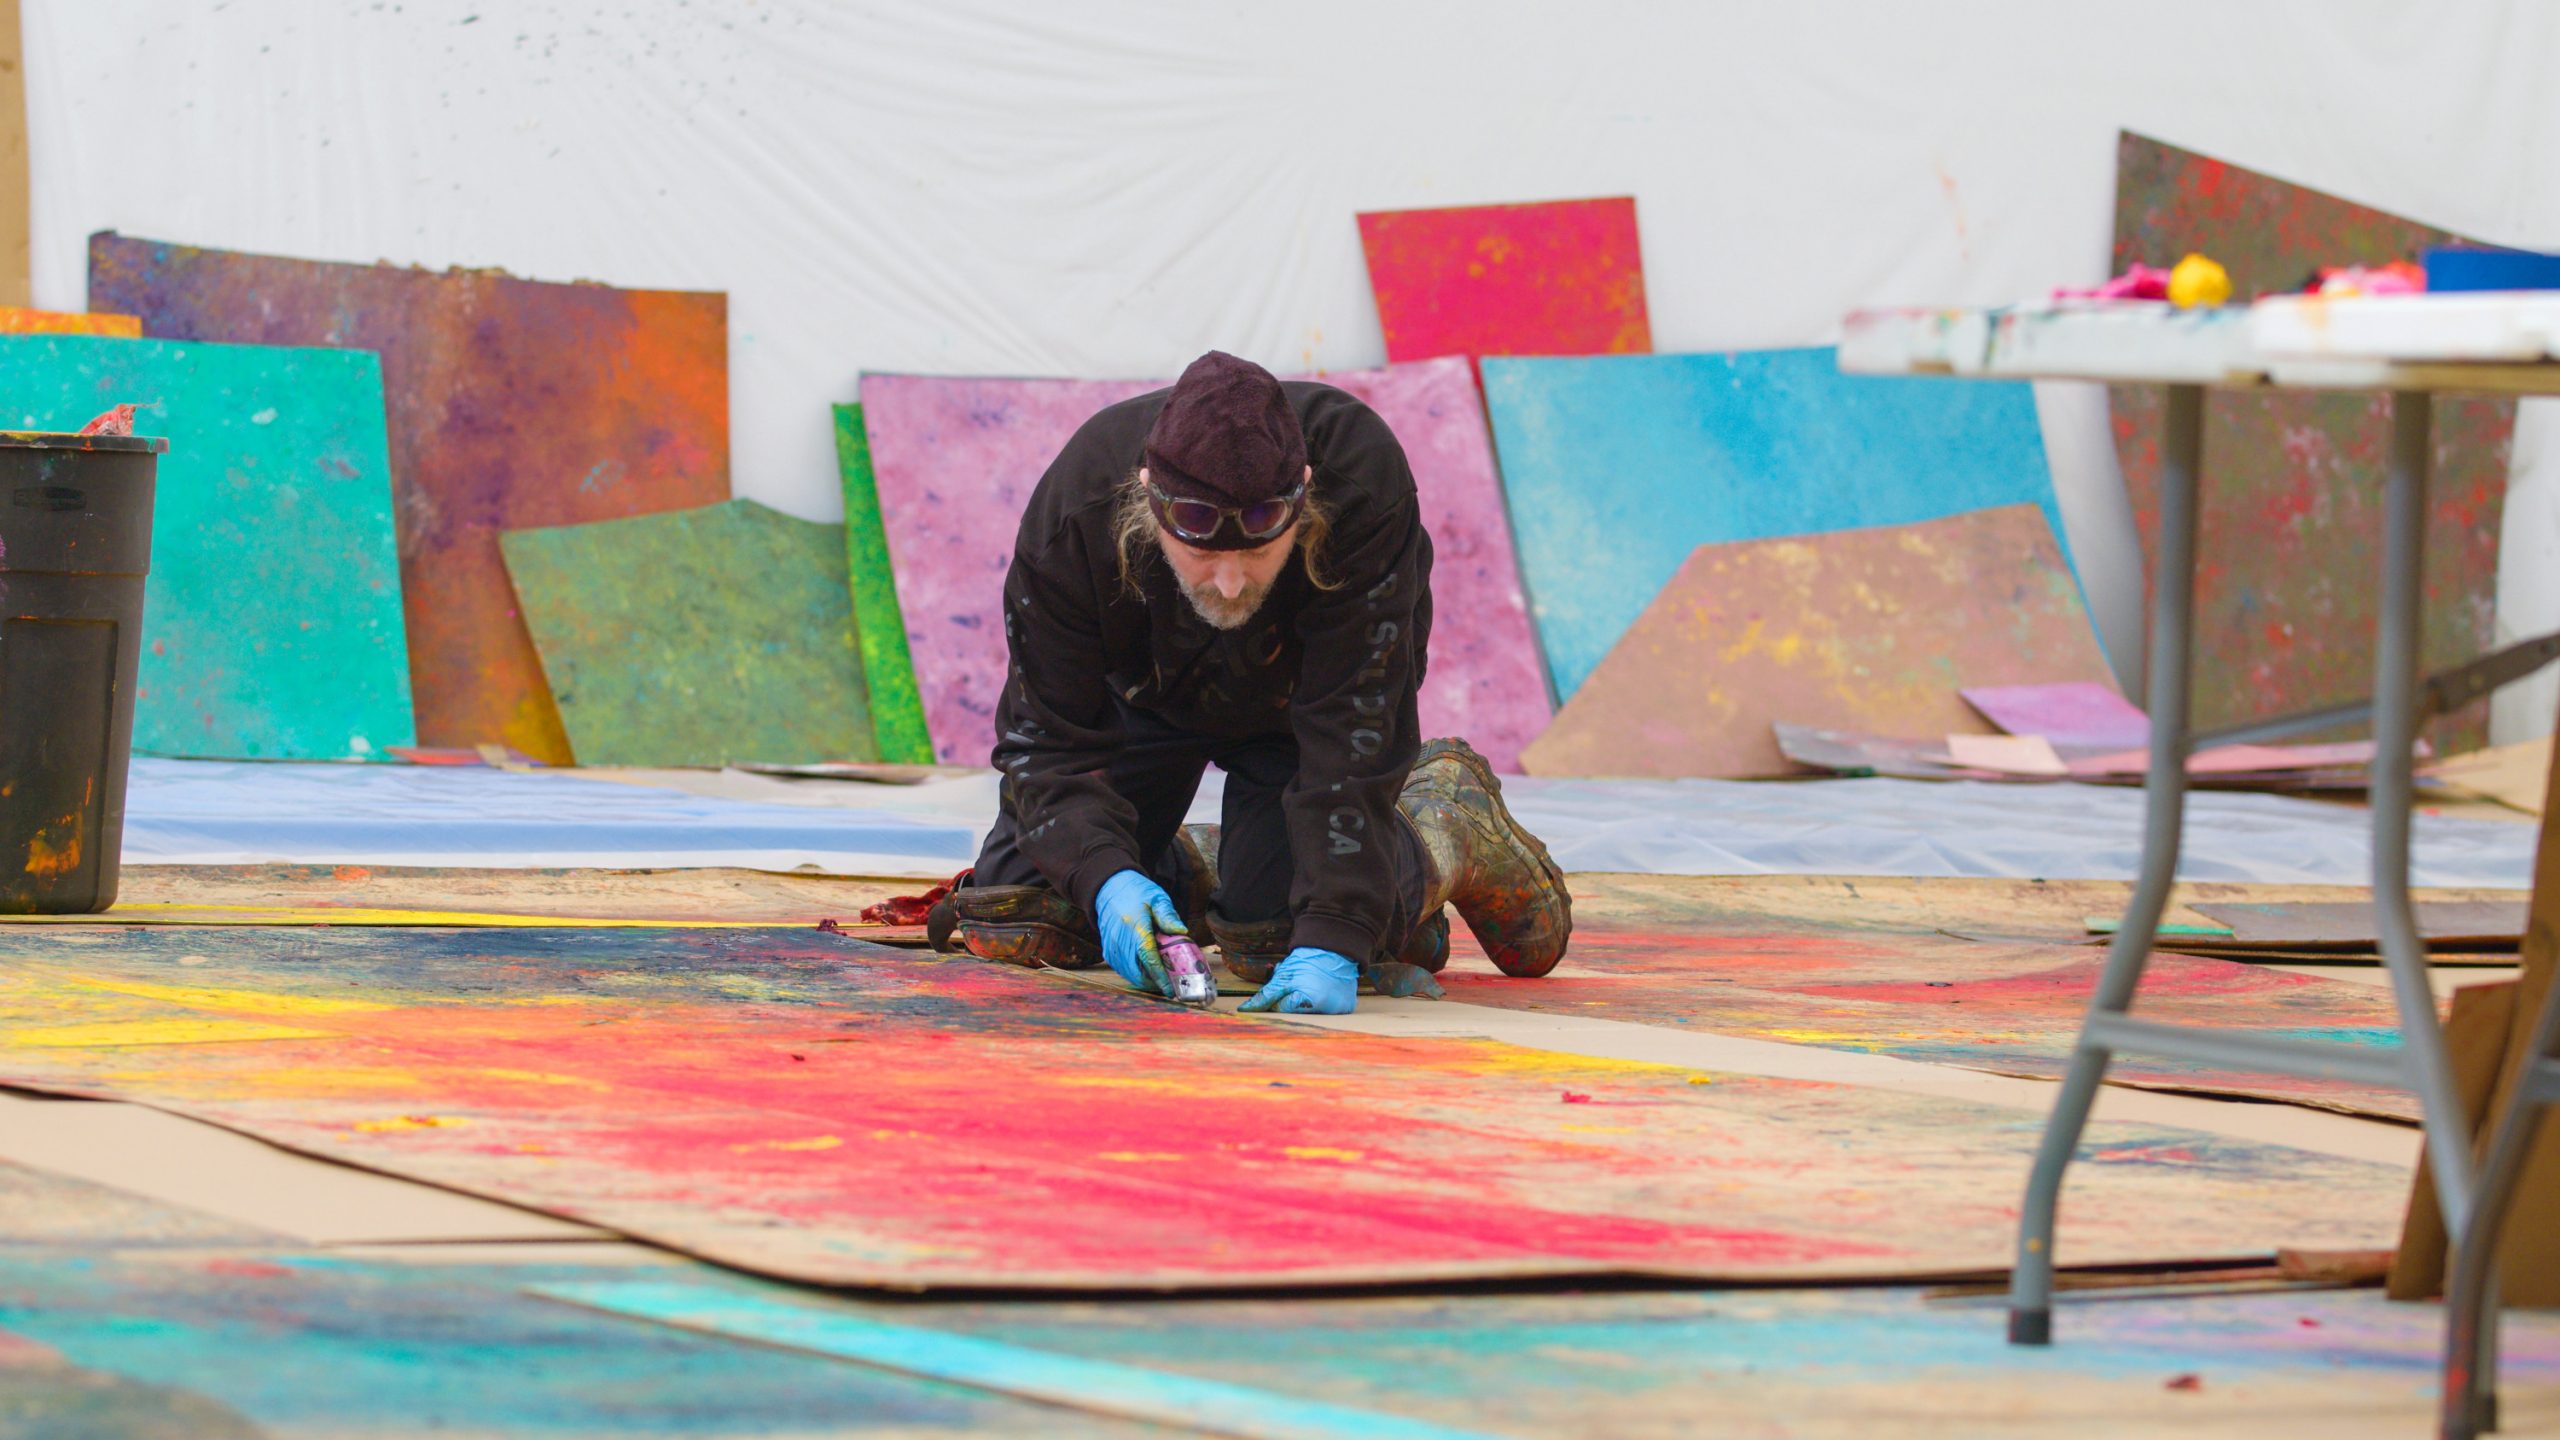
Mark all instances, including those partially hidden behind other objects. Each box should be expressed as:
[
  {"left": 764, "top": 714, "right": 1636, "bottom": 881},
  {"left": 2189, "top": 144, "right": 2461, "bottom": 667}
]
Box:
[{"left": 970, "top": 701, "right": 1428, "bottom": 957}]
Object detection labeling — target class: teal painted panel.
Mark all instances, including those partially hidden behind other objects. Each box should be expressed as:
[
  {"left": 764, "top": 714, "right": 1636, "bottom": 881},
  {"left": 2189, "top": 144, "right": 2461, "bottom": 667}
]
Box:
[
  {"left": 500, "top": 498, "right": 877, "bottom": 767},
  {"left": 1480, "top": 348, "right": 2062, "bottom": 703},
  {"left": 536, "top": 1280, "right": 1502, "bottom": 1440},
  {"left": 0, "top": 333, "right": 412, "bottom": 760}
]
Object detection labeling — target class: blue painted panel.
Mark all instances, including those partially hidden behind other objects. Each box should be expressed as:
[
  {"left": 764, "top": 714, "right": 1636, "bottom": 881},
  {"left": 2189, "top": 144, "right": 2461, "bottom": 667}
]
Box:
[
  {"left": 1480, "top": 348, "right": 2062, "bottom": 701},
  {"left": 0, "top": 334, "right": 413, "bottom": 760}
]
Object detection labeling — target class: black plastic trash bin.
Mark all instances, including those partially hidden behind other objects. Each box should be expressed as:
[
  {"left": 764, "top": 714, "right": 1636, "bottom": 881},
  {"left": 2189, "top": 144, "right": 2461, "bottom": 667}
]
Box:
[{"left": 0, "top": 430, "right": 162, "bottom": 913}]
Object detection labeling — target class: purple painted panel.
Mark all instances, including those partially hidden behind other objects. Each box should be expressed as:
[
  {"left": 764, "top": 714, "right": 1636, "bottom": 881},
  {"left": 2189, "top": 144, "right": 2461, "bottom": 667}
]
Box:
[
  {"left": 860, "top": 357, "right": 1551, "bottom": 769},
  {"left": 1960, "top": 682, "right": 2151, "bottom": 750}
]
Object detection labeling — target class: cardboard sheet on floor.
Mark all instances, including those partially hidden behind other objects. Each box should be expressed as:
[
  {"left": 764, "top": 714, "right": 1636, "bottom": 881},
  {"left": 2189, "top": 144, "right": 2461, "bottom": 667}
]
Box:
[
  {"left": 861, "top": 356, "right": 1549, "bottom": 768},
  {"left": 2111, "top": 133, "right": 2510, "bottom": 752},
  {"left": 2186, "top": 899, "right": 2524, "bottom": 951},
  {"left": 0, "top": 306, "right": 139, "bottom": 337},
  {"left": 1522, "top": 506, "right": 2112, "bottom": 779},
  {"left": 55, "top": 860, "right": 916, "bottom": 917},
  {"left": 2426, "top": 736, "right": 2552, "bottom": 816},
  {"left": 500, "top": 500, "right": 874, "bottom": 768},
  {"left": 0, "top": 333, "right": 413, "bottom": 761},
  {"left": 1356, "top": 197, "right": 1651, "bottom": 363},
  {"left": 0, "top": 1250, "right": 1085, "bottom": 1438},
  {"left": 1772, "top": 724, "right": 2011, "bottom": 782},
  {"left": 1962, "top": 682, "right": 2150, "bottom": 749},
  {"left": 1437, "top": 874, "right": 2425, "bottom": 1121},
  {"left": 831, "top": 404, "right": 933, "bottom": 765},
  {"left": 0, "top": 927, "right": 2402, "bottom": 1289},
  {"left": 1481, "top": 348, "right": 2066, "bottom": 703},
  {"left": 89, "top": 232, "right": 730, "bottom": 765}
]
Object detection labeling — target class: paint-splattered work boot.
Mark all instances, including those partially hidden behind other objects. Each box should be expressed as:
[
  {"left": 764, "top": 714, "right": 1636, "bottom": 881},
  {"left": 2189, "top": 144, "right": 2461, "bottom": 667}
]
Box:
[
  {"left": 1206, "top": 912, "right": 1293, "bottom": 986},
  {"left": 1398, "top": 738, "right": 1571, "bottom": 977},
  {"left": 937, "top": 885, "right": 1105, "bottom": 970}
]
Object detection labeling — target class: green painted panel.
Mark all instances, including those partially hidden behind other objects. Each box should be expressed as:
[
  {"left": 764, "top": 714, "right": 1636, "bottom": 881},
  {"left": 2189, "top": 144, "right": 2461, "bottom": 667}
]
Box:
[
  {"left": 0, "top": 333, "right": 412, "bottom": 760},
  {"left": 833, "top": 403, "right": 934, "bottom": 764},
  {"left": 499, "top": 499, "right": 877, "bottom": 767}
]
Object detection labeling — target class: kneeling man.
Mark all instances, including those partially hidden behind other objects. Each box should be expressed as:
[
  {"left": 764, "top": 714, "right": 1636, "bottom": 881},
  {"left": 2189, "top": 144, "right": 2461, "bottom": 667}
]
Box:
[{"left": 934, "top": 351, "right": 1569, "bottom": 1013}]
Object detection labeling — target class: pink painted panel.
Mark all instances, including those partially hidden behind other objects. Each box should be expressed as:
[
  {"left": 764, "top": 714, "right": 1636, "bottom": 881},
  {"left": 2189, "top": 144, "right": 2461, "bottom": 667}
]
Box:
[
  {"left": 860, "top": 356, "right": 1550, "bottom": 769},
  {"left": 1961, "top": 682, "right": 2150, "bottom": 749}
]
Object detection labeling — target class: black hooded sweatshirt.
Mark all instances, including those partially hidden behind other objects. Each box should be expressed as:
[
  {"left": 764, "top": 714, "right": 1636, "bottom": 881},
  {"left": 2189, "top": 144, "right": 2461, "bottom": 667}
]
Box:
[{"left": 989, "top": 380, "right": 1434, "bottom": 963}]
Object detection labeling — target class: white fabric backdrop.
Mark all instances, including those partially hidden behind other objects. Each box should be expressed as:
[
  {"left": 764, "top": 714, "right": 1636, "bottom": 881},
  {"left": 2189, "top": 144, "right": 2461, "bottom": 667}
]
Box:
[{"left": 25, "top": 0, "right": 2560, "bottom": 736}]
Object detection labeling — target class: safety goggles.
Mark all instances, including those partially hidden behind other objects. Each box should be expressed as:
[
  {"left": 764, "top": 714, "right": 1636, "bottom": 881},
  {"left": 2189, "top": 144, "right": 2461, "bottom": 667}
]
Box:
[{"left": 1146, "top": 479, "right": 1306, "bottom": 548}]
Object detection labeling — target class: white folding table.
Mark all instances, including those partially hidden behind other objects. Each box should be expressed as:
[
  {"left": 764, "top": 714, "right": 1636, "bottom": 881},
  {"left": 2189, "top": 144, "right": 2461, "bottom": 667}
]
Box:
[{"left": 1841, "top": 294, "right": 2560, "bottom": 1439}]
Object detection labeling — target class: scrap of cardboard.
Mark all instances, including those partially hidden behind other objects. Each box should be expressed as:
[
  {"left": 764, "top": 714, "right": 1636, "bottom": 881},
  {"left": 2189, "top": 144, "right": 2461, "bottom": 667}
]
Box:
[
  {"left": 1962, "top": 681, "right": 2149, "bottom": 749},
  {"left": 1943, "top": 733, "right": 2069, "bottom": 777}
]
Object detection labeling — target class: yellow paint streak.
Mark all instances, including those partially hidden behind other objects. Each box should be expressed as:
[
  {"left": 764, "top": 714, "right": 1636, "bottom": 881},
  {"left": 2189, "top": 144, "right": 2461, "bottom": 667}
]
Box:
[
  {"left": 473, "top": 1067, "right": 617, "bottom": 1091},
  {"left": 729, "top": 1135, "right": 843, "bottom": 1154},
  {"left": 1757, "top": 1027, "right": 1892, "bottom": 1050},
  {"left": 1279, "top": 1146, "right": 1363, "bottom": 1161},
  {"left": 231, "top": 1065, "right": 429, "bottom": 1095},
  {"left": 1430, "top": 1044, "right": 1691, "bottom": 1080},
  {"left": 6, "top": 1018, "right": 331, "bottom": 1048},
  {"left": 1097, "top": 1151, "right": 1186, "bottom": 1163},
  {"left": 353, "top": 1115, "right": 467, "bottom": 1133},
  {"left": 63, "top": 976, "right": 390, "bottom": 1017}
]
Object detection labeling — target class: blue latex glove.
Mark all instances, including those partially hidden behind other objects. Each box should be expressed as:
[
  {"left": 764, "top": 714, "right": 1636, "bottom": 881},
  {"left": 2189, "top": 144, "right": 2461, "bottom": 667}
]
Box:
[
  {"left": 1238, "top": 947, "right": 1359, "bottom": 1015},
  {"left": 1094, "top": 869, "right": 1186, "bottom": 996}
]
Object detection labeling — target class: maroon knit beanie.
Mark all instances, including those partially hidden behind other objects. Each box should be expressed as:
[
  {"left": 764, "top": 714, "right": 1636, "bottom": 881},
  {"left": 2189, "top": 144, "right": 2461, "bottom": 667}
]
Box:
[{"left": 1142, "top": 351, "right": 1307, "bottom": 510}]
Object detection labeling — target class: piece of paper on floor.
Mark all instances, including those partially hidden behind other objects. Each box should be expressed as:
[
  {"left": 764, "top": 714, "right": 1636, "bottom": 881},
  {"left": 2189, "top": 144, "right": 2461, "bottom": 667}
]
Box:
[{"left": 1944, "top": 733, "right": 2069, "bottom": 777}]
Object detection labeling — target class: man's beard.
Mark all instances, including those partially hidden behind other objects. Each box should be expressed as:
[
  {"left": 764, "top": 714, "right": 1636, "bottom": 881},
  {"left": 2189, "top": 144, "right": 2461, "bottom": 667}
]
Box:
[{"left": 1178, "top": 574, "right": 1272, "bottom": 630}]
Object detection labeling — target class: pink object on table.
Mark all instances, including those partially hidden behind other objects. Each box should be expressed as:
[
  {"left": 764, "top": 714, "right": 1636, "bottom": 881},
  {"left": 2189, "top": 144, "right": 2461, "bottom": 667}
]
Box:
[
  {"left": 2312, "top": 261, "right": 2425, "bottom": 297},
  {"left": 1961, "top": 681, "right": 2152, "bottom": 750},
  {"left": 2055, "top": 264, "right": 2171, "bottom": 302},
  {"left": 859, "top": 356, "right": 1553, "bottom": 770}
]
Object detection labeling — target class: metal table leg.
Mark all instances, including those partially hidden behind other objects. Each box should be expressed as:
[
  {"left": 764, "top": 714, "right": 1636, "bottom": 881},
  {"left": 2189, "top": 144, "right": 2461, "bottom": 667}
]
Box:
[
  {"left": 2007, "top": 382, "right": 2204, "bottom": 1345},
  {"left": 2008, "top": 389, "right": 2487, "bottom": 1352},
  {"left": 2376, "top": 392, "right": 2479, "bottom": 1238},
  {"left": 2443, "top": 973, "right": 2560, "bottom": 1439}
]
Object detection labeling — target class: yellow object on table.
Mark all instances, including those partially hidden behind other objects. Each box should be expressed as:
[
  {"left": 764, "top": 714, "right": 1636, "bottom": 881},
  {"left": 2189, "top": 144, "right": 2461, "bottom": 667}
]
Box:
[{"left": 2168, "top": 253, "right": 2232, "bottom": 309}]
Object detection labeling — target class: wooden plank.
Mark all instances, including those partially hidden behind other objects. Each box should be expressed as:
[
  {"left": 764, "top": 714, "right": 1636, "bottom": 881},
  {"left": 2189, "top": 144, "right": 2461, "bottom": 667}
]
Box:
[
  {"left": 0, "top": 0, "right": 25, "bottom": 309},
  {"left": 2187, "top": 900, "right": 2526, "bottom": 951}
]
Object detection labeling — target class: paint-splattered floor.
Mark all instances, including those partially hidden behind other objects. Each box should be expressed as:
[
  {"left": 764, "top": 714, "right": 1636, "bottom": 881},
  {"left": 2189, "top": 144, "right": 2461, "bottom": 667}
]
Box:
[{"left": 0, "top": 867, "right": 2549, "bottom": 1436}]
